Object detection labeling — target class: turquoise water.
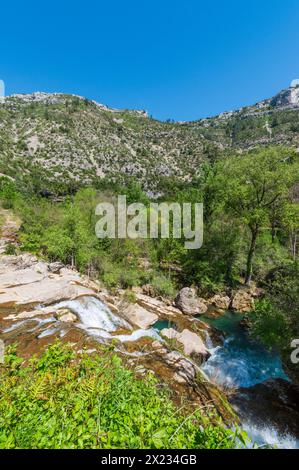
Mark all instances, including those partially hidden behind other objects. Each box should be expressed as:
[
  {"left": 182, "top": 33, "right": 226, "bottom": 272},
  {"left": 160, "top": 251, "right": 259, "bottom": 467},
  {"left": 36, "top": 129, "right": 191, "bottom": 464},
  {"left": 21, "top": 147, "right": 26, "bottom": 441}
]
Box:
[
  {"left": 153, "top": 320, "right": 177, "bottom": 331},
  {"left": 200, "top": 311, "right": 289, "bottom": 388}
]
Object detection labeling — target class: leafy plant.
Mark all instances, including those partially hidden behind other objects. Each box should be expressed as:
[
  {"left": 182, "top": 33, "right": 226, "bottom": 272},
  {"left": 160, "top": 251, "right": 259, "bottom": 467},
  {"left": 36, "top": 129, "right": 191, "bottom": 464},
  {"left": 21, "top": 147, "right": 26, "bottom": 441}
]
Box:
[{"left": 0, "top": 342, "right": 246, "bottom": 449}]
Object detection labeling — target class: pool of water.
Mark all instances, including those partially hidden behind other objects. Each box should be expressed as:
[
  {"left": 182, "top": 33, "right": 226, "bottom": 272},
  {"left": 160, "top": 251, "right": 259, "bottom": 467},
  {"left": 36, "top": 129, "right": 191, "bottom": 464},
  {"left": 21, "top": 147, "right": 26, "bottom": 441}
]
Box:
[
  {"left": 153, "top": 319, "right": 177, "bottom": 331},
  {"left": 200, "top": 311, "right": 289, "bottom": 388}
]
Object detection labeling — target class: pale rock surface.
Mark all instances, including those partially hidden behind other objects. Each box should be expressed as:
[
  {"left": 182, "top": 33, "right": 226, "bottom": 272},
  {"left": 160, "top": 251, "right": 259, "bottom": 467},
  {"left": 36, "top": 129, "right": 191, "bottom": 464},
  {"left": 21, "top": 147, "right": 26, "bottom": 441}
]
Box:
[
  {"left": 231, "top": 290, "right": 254, "bottom": 312},
  {"left": 175, "top": 287, "right": 207, "bottom": 315},
  {"left": 161, "top": 327, "right": 209, "bottom": 363},
  {"left": 121, "top": 303, "right": 158, "bottom": 329}
]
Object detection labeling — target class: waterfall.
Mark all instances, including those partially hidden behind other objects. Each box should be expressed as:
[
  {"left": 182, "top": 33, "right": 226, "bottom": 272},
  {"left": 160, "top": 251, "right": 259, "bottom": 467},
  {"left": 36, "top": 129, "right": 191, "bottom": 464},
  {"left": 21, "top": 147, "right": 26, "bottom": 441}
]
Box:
[
  {"left": 242, "top": 422, "right": 299, "bottom": 449},
  {"left": 115, "top": 328, "right": 162, "bottom": 343},
  {"left": 50, "top": 296, "right": 162, "bottom": 344},
  {"left": 52, "top": 296, "right": 131, "bottom": 336},
  {"left": 200, "top": 311, "right": 299, "bottom": 448}
]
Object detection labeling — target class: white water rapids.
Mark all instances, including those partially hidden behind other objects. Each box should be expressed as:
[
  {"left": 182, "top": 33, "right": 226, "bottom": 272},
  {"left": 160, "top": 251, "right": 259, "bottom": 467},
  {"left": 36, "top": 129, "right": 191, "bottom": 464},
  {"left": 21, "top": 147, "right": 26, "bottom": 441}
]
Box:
[
  {"left": 51, "top": 296, "right": 161, "bottom": 343},
  {"left": 35, "top": 296, "right": 299, "bottom": 449}
]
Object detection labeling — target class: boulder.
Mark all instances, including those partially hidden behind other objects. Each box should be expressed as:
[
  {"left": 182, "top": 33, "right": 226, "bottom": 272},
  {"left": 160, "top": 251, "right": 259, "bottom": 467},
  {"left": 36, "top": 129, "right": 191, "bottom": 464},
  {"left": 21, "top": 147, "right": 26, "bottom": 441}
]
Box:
[
  {"left": 58, "top": 312, "right": 77, "bottom": 323},
  {"left": 232, "top": 289, "right": 254, "bottom": 312},
  {"left": 208, "top": 294, "right": 231, "bottom": 310},
  {"left": 163, "top": 350, "right": 199, "bottom": 383},
  {"left": 175, "top": 287, "right": 207, "bottom": 315},
  {"left": 134, "top": 292, "right": 181, "bottom": 318},
  {"left": 121, "top": 303, "right": 158, "bottom": 329},
  {"left": 161, "top": 327, "right": 209, "bottom": 364}
]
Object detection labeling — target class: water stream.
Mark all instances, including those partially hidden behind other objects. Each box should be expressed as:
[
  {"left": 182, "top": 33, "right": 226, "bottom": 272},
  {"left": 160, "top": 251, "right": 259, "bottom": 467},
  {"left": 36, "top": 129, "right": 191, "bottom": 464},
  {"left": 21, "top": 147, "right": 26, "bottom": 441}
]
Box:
[
  {"left": 200, "top": 312, "right": 288, "bottom": 388},
  {"left": 38, "top": 297, "right": 299, "bottom": 448},
  {"left": 199, "top": 311, "right": 299, "bottom": 449}
]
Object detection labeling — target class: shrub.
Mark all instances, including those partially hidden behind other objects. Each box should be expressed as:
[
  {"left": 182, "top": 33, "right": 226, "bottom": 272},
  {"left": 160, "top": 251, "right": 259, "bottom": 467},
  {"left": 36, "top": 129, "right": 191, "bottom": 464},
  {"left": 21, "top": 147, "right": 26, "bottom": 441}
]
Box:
[{"left": 150, "top": 273, "right": 176, "bottom": 298}]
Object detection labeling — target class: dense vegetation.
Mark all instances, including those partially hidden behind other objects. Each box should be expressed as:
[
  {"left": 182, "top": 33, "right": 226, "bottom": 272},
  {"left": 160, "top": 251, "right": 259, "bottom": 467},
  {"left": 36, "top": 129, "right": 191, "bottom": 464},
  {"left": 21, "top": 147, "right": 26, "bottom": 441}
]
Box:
[
  {"left": 1, "top": 144, "right": 298, "bottom": 366},
  {"left": 0, "top": 342, "right": 246, "bottom": 449},
  {"left": 0, "top": 90, "right": 298, "bottom": 449}
]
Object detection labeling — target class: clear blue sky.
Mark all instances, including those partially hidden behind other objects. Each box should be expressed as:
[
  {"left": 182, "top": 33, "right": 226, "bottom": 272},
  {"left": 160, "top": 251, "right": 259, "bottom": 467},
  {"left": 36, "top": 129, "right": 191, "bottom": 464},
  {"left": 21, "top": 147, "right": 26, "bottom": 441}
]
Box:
[{"left": 1, "top": 0, "right": 299, "bottom": 121}]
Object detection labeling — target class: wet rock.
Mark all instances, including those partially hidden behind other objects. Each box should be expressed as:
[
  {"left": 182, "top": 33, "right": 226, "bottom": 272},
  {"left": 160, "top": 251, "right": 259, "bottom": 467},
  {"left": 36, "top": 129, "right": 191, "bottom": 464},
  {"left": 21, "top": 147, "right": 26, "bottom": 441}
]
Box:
[
  {"left": 161, "top": 327, "right": 210, "bottom": 364},
  {"left": 175, "top": 287, "right": 207, "bottom": 315}
]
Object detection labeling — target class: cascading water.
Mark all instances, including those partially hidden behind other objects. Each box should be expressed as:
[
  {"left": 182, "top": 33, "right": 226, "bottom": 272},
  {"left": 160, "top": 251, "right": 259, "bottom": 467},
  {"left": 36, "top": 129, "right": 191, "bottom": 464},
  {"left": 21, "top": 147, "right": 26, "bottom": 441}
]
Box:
[
  {"left": 50, "top": 296, "right": 162, "bottom": 344},
  {"left": 199, "top": 312, "right": 299, "bottom": 449},
  {"left": 53, "top": 296, "right": 131, "bottom": 337},
  {"left": 201, "top": 312, "right": 288, "bottom": 388}
]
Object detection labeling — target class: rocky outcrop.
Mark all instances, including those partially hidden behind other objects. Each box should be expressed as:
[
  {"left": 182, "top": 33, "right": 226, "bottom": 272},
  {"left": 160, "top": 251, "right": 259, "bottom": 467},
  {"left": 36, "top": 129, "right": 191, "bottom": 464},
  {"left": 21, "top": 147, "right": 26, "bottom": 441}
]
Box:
[
  {"left": 161, "top": 327, "right": 210, "bottom": 364},
  {"left": 121, "top": 303, "right": 158, "bottom": 329},
  {"left": 270, "top": 86, "right": 299, "bottom": 109},
  {"left": 175, "top": 287, "right": 207, "bottom": 315},
  {"left": 0, "top": 254, "right": 96, "bottom": 310},
  {"left": 231, "top": 289, "right": 254, "bottom": 313},
  {"left": 208, "top": 294, "right": 231, "bottom": 310},
  {"left": 134, "top": 292, "right": 182, "bottom": 318}
]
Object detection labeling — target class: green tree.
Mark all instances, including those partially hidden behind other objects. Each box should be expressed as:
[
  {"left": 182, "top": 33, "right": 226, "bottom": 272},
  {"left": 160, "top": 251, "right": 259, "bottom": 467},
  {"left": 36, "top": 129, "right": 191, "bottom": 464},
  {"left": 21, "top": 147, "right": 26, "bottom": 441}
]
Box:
[{"left": 215, "top": 147, "right": 298, "bottom": 285}]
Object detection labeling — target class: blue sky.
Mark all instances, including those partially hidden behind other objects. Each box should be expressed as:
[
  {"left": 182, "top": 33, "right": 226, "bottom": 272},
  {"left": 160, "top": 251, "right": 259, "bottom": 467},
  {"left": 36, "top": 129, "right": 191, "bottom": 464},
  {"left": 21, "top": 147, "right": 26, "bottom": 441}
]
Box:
[{"left": 1, "top": 0, "right": 299, "bottom": 120}]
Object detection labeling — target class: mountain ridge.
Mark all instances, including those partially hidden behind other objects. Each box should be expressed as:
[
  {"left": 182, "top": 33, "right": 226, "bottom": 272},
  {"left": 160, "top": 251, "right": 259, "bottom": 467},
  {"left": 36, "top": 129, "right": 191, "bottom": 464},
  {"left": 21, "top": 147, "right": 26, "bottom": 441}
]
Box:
[{"left": 0, "top": 85, "right": 298, "bottom": 194}]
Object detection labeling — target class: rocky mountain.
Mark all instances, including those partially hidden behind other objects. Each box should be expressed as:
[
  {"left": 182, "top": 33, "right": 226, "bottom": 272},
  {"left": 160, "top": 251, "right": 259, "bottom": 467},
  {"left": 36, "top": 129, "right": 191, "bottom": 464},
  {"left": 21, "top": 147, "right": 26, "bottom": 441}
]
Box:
[
  {"left": 0, "top": 86, "right": 298, "bottom": 194},
  {"left": 185, "top": 85, "right": 299, "bottom": 150}
]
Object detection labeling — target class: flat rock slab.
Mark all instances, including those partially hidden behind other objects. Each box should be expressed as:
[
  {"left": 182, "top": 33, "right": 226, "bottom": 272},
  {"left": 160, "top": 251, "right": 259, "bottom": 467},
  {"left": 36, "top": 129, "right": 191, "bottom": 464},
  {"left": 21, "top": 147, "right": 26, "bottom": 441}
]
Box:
[
  {"left": 121, "top": 303, "right": 158, "bottom": 329},
  {"left": 0, "top": 276, "right": 95, "bottom": 309}
]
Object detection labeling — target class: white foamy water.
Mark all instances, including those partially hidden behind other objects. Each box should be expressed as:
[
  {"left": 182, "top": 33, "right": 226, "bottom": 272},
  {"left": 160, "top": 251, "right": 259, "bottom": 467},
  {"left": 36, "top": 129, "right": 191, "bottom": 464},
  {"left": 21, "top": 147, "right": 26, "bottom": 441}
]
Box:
[
  {"left": 38, "top": 326, "right": 61, "bottom": 338},
  {"left": 204, "top": 330, "right": 214, "bottom": 350},
  {"left": 43, "top": 296, "right": 164, "bottom": 345},
  {"left": 53, "top": 296, "right": 131, "bottom": 335},
  {"left": 114, "top": 328, "right": 162, "bottom": 343},
  {"left": 242, "top": 422, "right": 299, "bottom": 449}
]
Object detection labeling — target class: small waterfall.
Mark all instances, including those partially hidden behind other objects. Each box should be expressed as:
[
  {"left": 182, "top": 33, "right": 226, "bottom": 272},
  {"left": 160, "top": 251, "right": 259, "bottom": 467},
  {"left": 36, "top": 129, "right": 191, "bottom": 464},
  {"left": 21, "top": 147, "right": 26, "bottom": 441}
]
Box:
[
  {"left": 204, "top": 330, "right": 214, "bottom": 350},
  {"left": 50, "top": 296, "right": 163, "bottom": 344},
  {"left": 200, "top": 311, "right": 298, "bottom": 448},
  {"left": 200, "top": 313, "right": 288, "bottom": 389},
  {"left": 53, "top": 296, "right": 131, "bottom": 336},
  {"left": 242, "top": 422, "right": 299, "bottom": 449}
]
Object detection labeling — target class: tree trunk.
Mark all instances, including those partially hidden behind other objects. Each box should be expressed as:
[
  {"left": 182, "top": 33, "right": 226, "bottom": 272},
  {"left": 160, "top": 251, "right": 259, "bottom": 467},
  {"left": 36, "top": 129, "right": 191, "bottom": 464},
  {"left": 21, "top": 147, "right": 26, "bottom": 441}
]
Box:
[{"left": 245, "top": 227, "right": 259, "bottom": 285}]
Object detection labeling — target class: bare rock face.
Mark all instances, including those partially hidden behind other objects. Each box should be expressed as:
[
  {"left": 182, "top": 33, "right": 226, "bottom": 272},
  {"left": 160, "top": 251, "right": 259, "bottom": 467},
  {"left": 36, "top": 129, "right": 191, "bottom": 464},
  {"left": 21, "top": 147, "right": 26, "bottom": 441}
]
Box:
[
  {"left": 161, "top": 327, "right": 209, "bottom": 364},
  {"left": 0, "top": 254, "right": 95, "bottom": 309},
  {"left": 208, "top": 294, "right": 231, "bottom": 310},
  {"left": 134, "top": 292, "right": 181, "bottom": 318},
  {"left": 121, "top": 303, "right": 158, "bottom": 329},
  {"left": 175, "top": 287, "right": 207, "bottom": 315},
  {"left": 231, "top": 290, "right": 254, "bottom": 313},
  {"left": 58, "top": 312, "right": 77, "bottom": 323},
  {"left": 270, "top": 86, "right": 299, "bottom": 108}
]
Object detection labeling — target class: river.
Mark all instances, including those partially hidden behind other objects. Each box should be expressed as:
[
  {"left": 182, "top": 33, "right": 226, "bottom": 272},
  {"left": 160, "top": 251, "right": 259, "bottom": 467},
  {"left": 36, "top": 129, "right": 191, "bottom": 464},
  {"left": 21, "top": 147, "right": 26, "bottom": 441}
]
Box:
[{"left": 199, "top": 311, "right": 299, "bottom": 448}]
